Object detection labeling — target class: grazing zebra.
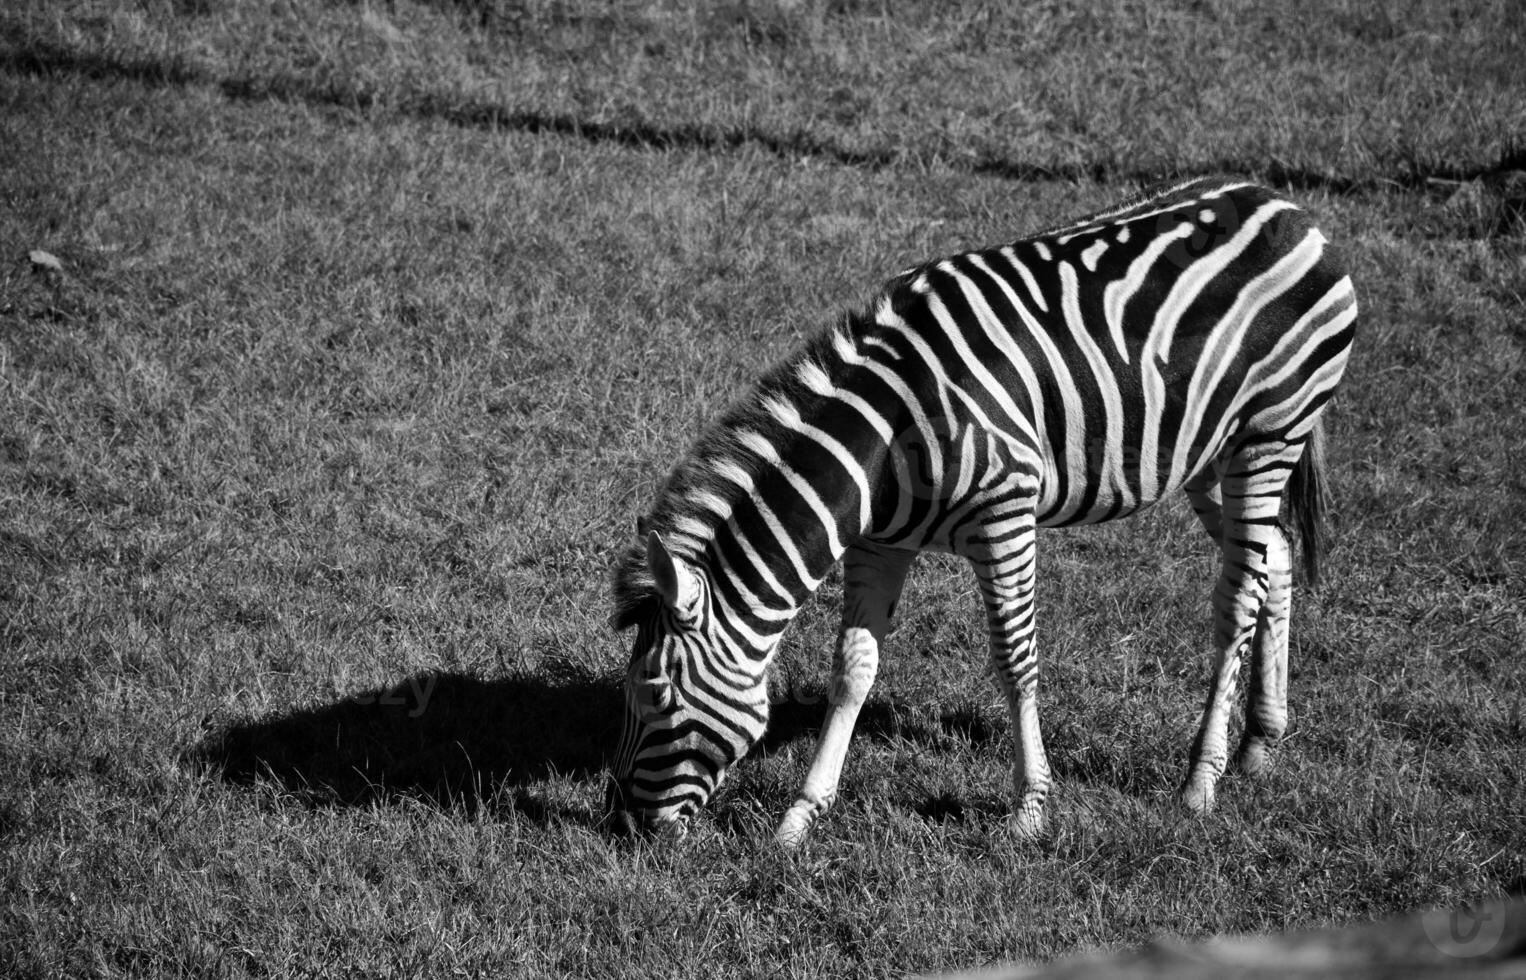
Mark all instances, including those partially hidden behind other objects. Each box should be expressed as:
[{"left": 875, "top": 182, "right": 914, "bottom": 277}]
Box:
[{"left": 606, "top": 176, "right": 1357, "bottom": 846}]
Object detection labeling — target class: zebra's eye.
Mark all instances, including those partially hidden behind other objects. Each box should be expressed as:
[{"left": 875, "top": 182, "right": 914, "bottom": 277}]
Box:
[
  {"left": 634, "top": 677, "right": 674, "bottom": 720},
  {"left": 633, "top": 661, "right": 684, "bottom": 720}
]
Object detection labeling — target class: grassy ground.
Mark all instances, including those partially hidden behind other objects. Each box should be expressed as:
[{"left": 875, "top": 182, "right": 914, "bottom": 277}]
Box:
[{"left": 2, "top": 1, "right": 1524, "bottom": 977}]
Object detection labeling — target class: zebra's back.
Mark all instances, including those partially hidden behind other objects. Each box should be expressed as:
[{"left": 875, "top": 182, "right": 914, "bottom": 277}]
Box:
[{"left": 853, "top": 176, "right": 1356, "bottom": 538}]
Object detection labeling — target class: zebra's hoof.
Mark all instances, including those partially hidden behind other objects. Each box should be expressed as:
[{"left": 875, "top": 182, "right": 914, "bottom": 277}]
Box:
[
  {"left": 1179, "top": 779, "right": 1216, "bottom": 814},
  {"left": 1234, "top": 740, "right": 1272, "bottom": 777},
  {"left": 774, "top": 805, "right": 814, "bottom": 849},
  {"left": 1008, "top": 804, "right": 1047, "bottom": 841}
]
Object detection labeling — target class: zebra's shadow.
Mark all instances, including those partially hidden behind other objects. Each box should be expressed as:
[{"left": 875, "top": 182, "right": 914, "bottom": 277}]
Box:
[
  {"left": 756, "top": 697, "right": 1000, "bottom": 750},
  {"left": 188, "top": 668, "right": 621, "bottom": 824},
  {"left": 757, "top": 694, "right": 1168, "bottom": 823}
]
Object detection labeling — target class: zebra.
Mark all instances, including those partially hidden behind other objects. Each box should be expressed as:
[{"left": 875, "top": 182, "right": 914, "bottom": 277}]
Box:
[{"left": 605, "top": 176, "right": 1358, "bottom": 846}]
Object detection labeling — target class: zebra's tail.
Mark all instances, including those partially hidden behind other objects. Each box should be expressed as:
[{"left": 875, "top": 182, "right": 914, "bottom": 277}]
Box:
[{"left": 1286, "top": 418, "right": 1328, "bottom": 587}]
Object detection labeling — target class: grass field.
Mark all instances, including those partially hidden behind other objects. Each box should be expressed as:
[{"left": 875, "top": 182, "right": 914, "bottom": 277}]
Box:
[{"left": 2, "top": 1, "right": 1524, "bottom": 976}]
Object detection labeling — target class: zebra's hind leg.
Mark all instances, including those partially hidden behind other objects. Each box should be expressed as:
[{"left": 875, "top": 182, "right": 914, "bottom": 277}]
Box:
[
  {"left": 775, "top": 541, "right": 915, "bottom": 848},
  {"left": 1183, "top": 474, "right": 1293, "bottom": 784},
  {"left": 1235, "top": 527, "right": 1291, "bottom": 776},
  {"left": 968, "top": 514, "right": 1049, "bottom": 839},
  {"left": 1179, "top": 447, "right": 1298, "bottom": 813}
]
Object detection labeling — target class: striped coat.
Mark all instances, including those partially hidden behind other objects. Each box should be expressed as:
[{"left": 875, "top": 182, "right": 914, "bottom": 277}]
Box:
[{"left": 608, "top": 176, "right": 1357, "bottom": 844}]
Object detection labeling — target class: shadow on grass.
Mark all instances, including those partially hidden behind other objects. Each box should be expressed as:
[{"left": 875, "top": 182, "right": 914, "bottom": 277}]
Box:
[
  {"left": 193, "top": 668, "right": 1167, "bottom": 830},
  {"left": 763, "top": 697, "right": 1010, "bottom": 824},
  {"left": 759, "top": 696, "right": 905, "bottom": 754},
  {"left": 773, "top": 694, "right": 1175, "bottom": 819},
  {"left": 7, "top": 39, "right": 1523, "bottom": 192},
  {"left": 189, "top": 668, "right": 622, "bottom": 823},
  {"left": 763, "top": 693, "right": 1016, "bottom": 752}
]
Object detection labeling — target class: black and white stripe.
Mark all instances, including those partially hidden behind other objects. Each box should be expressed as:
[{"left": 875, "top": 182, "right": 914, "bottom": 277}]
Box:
[{"left": 607, "top": 176, "right": 1358, "bottom": 843}]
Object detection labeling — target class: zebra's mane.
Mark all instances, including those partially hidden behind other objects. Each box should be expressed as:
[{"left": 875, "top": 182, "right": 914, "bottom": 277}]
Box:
[
  {"left": 610, "top": 316, "right": 862, "bottom": 633},
  {"left": 1026, "top": 174, "right": 1236, "bottom": 239}
]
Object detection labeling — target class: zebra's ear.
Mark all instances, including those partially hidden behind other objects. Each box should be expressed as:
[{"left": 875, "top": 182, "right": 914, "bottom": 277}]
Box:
[{"left": 646, "top": 531, "right": 700, "bottom": 615}]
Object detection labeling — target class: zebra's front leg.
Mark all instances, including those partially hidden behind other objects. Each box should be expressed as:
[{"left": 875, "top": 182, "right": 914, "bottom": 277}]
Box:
[
  {"left": 775, "top": 542, "right": 915, "bottom": 848},
  {"left": 1180, "top": 464, "right": 1285, "bottom": 813},
  {"left": 970, "top": 520, "right": 1049, "bottom": 839}
]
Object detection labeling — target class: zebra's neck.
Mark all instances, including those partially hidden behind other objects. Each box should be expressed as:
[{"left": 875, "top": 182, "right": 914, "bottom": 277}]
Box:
[{"left": 633, "top": 323, "right": 904, "bottom": 648}]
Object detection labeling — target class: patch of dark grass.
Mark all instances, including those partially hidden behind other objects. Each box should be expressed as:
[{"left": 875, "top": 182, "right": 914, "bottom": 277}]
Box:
[
  {"left": 4, "top": 2, "right": 1524, "bottom": 189},
  {"left": 192, "top": 667, "right": 620, "bottom": 816}
]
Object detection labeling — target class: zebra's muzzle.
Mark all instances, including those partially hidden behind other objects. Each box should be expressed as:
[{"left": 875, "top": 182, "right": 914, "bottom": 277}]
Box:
[
  {"left": 603, "top": 777, "right": 692, "bottom": 840},
  {"left": 603, "top": 777, "right": 636, "bottom": 836}
]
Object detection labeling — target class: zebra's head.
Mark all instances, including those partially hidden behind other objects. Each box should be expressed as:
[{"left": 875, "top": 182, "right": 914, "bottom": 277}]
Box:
[{"left": 606, "top": 530, "right": 772, "bottom": 837}]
